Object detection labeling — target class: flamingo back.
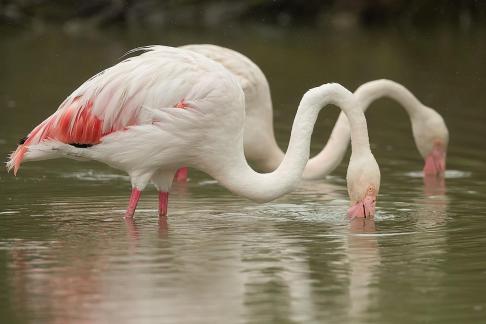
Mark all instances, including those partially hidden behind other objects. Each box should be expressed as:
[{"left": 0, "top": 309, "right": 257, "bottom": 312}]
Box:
[{"left": 7, "top": 46, "right": 242, "bottom": 174}]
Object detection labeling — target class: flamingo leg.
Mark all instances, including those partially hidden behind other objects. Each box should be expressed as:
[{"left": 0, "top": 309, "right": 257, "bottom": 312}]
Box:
[
  {"left": 125, "top": 188, "right": 142, "bottom": 219},
  {"left": 174, "top": 167, "right": 188, "bottom": 182},
  {"left": 159, "top": 191, "right": 169, "bottom": 217}
]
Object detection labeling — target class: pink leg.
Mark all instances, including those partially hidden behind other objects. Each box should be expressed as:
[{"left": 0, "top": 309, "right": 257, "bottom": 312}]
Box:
[
  {"left": 159, "top": 191, "right": 169, "bottom": 217},
  {"left": 174, "top": 167, "right": 188, "bottom": 182},
  {"left": 125, "top": 188, "right": 142, "bottom": 219}
]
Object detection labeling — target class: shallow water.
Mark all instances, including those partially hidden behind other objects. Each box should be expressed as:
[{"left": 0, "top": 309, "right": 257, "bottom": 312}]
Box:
[{"left": 1, "top": 26, "right": 486, "bottom": 323}]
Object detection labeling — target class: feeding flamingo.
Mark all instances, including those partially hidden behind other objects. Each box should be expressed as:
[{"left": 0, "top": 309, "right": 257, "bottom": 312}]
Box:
[
  {"left": 182, "top": 44, "right": 448, "bottom": 179},
  {"left": 7, "top": 46, "right": 380, "bottom": 219}
]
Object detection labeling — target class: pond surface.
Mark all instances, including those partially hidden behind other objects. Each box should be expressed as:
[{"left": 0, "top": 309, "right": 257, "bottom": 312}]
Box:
[{"left": 1, "top": 26, "right": 485, "bottom": 323}]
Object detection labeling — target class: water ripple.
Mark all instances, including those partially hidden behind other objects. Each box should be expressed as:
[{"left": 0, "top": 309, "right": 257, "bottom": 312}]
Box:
[
  {"left": 404, "top": 170, "right": 472, "bottom": 178},
  {"left": 60, "top": 170, "right": 129, "bottom": 181}
]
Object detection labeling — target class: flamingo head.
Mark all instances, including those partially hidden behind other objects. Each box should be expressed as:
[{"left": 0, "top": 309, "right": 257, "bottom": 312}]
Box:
[
  {"left": 347, "top": 186, "right": 378, "bottom": 219},
  {"left": 411, "top": 107, "right": 449, "bottom": 177},
  {"left": 346, "top": 151, "right": 381, "bottom": 219},
  {"left": 423, "top": 141, "right": 447, "bottom": 176}
]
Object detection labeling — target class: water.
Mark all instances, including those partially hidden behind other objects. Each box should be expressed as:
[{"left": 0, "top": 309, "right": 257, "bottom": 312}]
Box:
[{"left": 1, "top": 26, "right": 486, "bottom": 323}]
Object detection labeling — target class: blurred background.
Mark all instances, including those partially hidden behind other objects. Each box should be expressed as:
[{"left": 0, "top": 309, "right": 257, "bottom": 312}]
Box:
[
  {"left": 1, "top": 0, "right": 485, "bottom": 166},
  {"left": 1, "top": 1, "right": 486, "bottom": 324},
  {"left": 1, "top": 0, "right": 485, "bottom": 31}
]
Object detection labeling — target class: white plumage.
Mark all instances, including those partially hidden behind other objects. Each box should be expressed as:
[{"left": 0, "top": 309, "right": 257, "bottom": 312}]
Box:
[
  {"left": 8, "top": 45, "right": 380, "bottom": 219},
  {"left": 183, "top": 45, "right": 449, "bottom": 179}
]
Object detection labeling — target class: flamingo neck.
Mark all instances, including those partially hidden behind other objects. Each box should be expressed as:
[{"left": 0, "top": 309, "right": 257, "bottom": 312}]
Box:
[
  {"left": 211, "top": 83, "right": 371, "bottom": 202},
  {"left": 303, "top": 79, "right": 425, "bottom": 179},
  {"left": 303, "top": 112, "right": 350, "bottom": 179},
  {"left": 355, "top": 79, "right": 424, "bottom": 119}
]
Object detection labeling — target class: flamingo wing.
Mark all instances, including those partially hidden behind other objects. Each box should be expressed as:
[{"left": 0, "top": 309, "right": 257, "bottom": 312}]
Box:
[{"left": 7, "top": 46, "right": 210, "bottom": 174}]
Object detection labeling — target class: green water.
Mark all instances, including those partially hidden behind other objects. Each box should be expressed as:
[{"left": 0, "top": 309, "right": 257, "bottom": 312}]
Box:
[{"left": 1, "top": 26, "right": 485, "bottom": 323}]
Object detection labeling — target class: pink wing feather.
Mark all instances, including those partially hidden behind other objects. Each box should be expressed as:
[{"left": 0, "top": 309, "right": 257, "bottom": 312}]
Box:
[
  {"left": 7, "top": 45, "right": 219, "bottom": 175},
  {"left": 8, "top": 95, "right": 139, "bottom": 175},
  {"left": 8, "top": 48, "right": 166, "bottom": 175}
]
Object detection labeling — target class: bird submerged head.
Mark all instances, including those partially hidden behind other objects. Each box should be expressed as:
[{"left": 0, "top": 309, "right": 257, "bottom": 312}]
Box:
[
  {"left": 423, "top": 140, "right": 447, "bottom": 177},
  {"left": 411, "top": 107, "right": 449, "bottom": 177},
  {"left": 346, "top": 151, "right": 381, "bottom": 219},
  {"left": 348, "top": 186, "right": 377, "bottom": 219}
]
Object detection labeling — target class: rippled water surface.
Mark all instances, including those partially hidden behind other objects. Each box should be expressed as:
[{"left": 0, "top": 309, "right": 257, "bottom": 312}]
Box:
[{"left": 1, "top": 26, "right": 486, "bottom": 323}]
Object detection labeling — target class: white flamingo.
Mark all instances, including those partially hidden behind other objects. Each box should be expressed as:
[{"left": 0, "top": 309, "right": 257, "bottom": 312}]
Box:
[
  {"left": 182, "top": 44, "right": 449, "bottom": 179},
  {"left": 7, "top": 46, "right": 380, "bottom": 219}
]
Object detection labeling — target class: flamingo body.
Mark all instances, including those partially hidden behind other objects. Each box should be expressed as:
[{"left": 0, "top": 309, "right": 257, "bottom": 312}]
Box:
[
  {"left": 9, "top": 46, "right": 245, "bottom": 216},
  {"left": 181, "top": 44, "right": 282, "bottom": 171},
  {"left": 8, "top": 46, "right": 380, "bottom": 218}
]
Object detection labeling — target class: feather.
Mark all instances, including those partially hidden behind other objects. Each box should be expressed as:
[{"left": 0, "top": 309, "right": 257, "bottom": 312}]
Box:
[{"left": 7, "top": 45, "right": 233, "bottom": 174}]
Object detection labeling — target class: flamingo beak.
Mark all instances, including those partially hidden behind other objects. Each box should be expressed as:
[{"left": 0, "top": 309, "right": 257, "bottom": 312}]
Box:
[
  {"left": 347, "top": 188, "right": 377, "bottom": 219},
  {"left": 423, "top": 143, "right": 446, "bottom": 176}
]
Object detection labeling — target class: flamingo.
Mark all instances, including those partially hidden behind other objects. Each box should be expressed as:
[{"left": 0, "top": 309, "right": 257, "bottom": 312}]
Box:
[
  {"left": 7, "top": 46, "right": 380, "bottom": 219},
  {"left": 181, "top": 44, "right": 449, "bottom": 179}
]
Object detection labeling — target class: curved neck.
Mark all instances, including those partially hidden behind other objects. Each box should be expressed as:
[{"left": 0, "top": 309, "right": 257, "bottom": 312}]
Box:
[
  {"left": 210, "top": 83, "right": 371, "bottom": 202},
  {"left": 303, "top": 79, "right": 425, "bottom": 179},
  {"left": 303, "top": 111, "right": 351, "bottom": 179},
  {"left": 355, "top": 79, "right": 424, "bottom": 119}
]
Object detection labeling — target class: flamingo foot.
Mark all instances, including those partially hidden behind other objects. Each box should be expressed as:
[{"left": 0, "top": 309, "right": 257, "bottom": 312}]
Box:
[
  {"left": 125, "top": 188, "right": 142, "bottom": 219},
  {"left": 174, "top": 167, "right": 188, "bottom": 182},
  {"left": 159, "top": 191, "right": 169, "bottom": 217},
  {"left": 348, "top": 187, "right": 377, "bottom": 219}
]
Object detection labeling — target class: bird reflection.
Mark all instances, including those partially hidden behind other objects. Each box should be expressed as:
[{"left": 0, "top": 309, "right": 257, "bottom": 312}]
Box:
[
  {"left": 423, "top": 174, "right": 446, "bottom": 196},
  {"left": 346, "top": 216, "right": 380, "bottom": 321},
  {"left": 349, "top": 216, "right": 376, "bottom": 232},
  {"left": 124, "top": 217, "right": 140, "bottom": 242},
  {"left": 9, "top": 241, "right": 105, "bottom": 324},
  {"left": 158, "top": 216, "right": 169, "bottom": 238},
  {"left": 417, "top": 179, "right": 449, "bottom": 232}
]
